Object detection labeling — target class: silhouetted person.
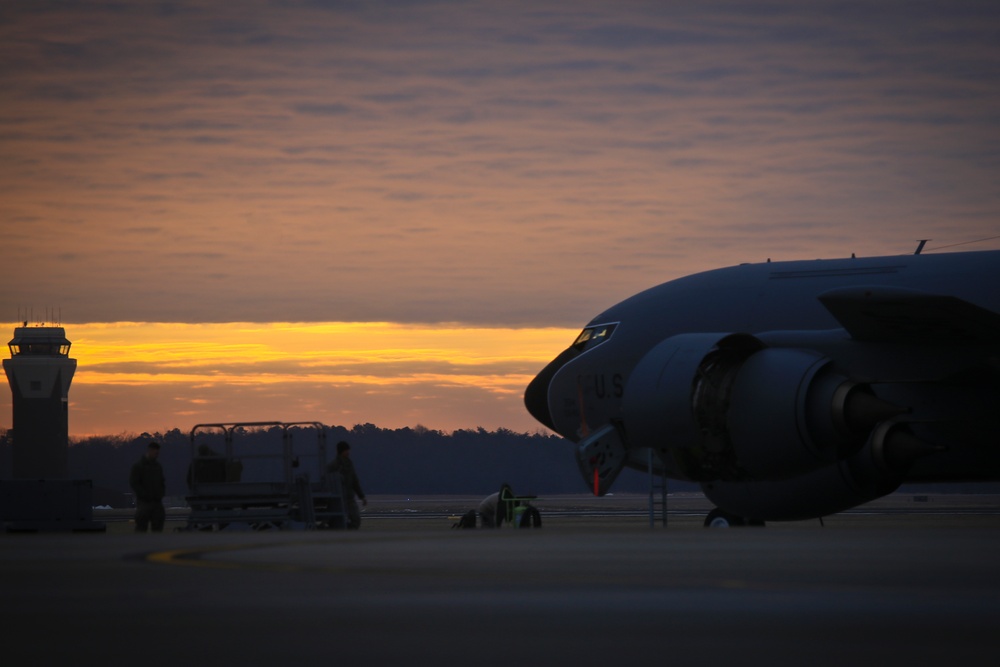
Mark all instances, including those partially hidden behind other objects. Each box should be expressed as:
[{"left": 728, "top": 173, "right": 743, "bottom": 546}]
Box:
[
  {"left": 130, "top": 441, "right": 166, "bottom": 532},
  {"left": 478, "top": 483, "right": 515, "bottom": 528},
  {"left": 186, "top": 444, "right": 227, "bottom": 490},
  {"left": 327, "top": 440, "right": 367, "bottom": 529}
]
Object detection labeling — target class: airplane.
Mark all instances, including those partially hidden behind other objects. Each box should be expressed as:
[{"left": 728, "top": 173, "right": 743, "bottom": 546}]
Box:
[{"left": 524, "top": 247, "right": 1000, "bottom": 526}]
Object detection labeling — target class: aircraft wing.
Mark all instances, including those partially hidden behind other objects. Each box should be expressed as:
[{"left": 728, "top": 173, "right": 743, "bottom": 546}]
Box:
[{"left": 818, "top": 286, "right": 1000, "bottom": 344}]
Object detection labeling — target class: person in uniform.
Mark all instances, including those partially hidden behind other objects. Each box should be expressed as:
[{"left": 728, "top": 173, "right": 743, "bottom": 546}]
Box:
[
  {"left": 327, "top": 440, "right": 367, "bottom": 529},
  {"left": 186, "top": 444, "right": 224, "bottom": 489},
  {"left": 478, "top": 483, "right": 515, "bottom": 528},
  {"left": 130, "top": 441, "right": 166, "bottom": 532}
]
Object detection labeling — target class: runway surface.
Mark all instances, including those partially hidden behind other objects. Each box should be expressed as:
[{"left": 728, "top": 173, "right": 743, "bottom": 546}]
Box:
[{"left": 3, "top": 494, "right": 1000, "bottom": 666}]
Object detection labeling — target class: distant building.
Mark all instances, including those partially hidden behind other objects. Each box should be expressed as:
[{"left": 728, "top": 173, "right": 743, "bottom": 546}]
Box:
[{"left": 3, "top": 326, "right": 76, "bottom": 479}]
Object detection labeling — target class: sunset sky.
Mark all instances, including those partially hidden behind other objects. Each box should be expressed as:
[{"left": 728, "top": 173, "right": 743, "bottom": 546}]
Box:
[{"left": 3, "top": 1, "right": 999, "bottom": 436}]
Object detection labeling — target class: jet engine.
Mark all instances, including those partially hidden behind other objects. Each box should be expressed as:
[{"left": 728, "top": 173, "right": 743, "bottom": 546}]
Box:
[
  {"left": 702, "top": 421, "right": 940, "bottom": 521},
  {"left": 621, "top": 333, "right": 905, "bottom": 482}
]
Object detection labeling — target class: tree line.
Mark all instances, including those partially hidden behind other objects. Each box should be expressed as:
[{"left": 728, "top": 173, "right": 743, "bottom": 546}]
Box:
[{"left": 0, "top": 424, "right": 674, "bottom": 507}]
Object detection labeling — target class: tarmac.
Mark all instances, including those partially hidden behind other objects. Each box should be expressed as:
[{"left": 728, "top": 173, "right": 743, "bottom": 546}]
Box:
[{"left": 3, "top": 493, "right": 1000, "bottom": 666}]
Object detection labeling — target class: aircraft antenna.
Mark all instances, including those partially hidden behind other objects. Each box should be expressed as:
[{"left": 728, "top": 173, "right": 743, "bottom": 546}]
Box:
[
  {"left": 914, "top": 240, "right": 929, "bottom": 255},
  {"left": 923, "top": 234, "right": 1000, "bottom": 252}
]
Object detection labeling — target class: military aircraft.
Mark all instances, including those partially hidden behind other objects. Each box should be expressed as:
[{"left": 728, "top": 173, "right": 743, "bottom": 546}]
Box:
[{"left": 524, "top": 248, "right": 1000, "bottom": 526}]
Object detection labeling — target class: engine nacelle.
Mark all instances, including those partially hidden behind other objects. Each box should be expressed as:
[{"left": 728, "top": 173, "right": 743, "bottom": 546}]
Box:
[
  {"left": 701, "top": 422, "right": 927, "bottom": 521},
  {"left": 726, "top": 348, "right": 865, "bottom": 478},
  {"left": 622, "top": 333, "right": 894, "bottom": 482}
]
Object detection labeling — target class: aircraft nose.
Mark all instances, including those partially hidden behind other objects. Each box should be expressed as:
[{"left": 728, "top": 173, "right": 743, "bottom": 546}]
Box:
[
  {"left": 524, "top": 371, "right": 554, "bottom": 430},
  {"left": 524, "top": 347, "right": 580, "bottom": 432}
]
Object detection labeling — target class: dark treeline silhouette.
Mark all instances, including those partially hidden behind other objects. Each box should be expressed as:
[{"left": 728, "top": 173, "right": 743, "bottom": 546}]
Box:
[
  {"left": 0, "top": 426, "right": 989, "bottom": 508},
  {"left": 0, "top": 424, "right": 674, "bottom": 507}
]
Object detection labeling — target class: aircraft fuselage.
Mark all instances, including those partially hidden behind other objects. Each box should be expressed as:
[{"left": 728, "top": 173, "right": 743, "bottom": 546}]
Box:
[{"left": 525, "top": 250, "right": 1000, "bottom": 521}]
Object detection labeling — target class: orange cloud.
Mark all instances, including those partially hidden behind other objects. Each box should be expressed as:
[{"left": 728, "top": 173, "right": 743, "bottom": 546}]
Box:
[{"left": 1, "top": 321, "right": 576, "bottom": 436}]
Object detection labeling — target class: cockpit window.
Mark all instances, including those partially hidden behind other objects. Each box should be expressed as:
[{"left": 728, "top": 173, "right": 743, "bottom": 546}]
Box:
[{"left": 572, "top": 323, "right": 617, "bottom": 351}]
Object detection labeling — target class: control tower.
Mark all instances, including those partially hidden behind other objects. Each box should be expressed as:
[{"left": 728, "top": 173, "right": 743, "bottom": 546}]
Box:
[
  {"left": 1, "top": 324, "right": 101, "bottom": 531},
  {"left": 3, "top": 326, "right": 76, "bottom": 479}
]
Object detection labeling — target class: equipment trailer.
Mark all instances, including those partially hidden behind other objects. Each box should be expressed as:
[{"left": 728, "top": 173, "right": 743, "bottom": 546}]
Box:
[{"left": 183, "top": 421, "right": 347, "bottom": 531}]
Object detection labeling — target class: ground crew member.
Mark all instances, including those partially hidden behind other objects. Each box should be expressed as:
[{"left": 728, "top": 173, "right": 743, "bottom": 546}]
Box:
[
  {"left": 478, "top": 483, "right": 514, "bottom": 528},
  {"left": 130, "top": 441, "right": 166, "bottom": 532},
  {"left": 327, "top": 440, "right": 367, "bottom": 529},
  {"left": 186, "top": 444, "right": 228, "bottom": 489}
]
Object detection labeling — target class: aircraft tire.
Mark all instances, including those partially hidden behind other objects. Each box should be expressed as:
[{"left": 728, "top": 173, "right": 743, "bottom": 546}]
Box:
[
  {"left": 704, "top": 508, "right": 746, "bottom": 528},
  {"left": 518, "top": 506, "right": 542, "bottom": 528}
]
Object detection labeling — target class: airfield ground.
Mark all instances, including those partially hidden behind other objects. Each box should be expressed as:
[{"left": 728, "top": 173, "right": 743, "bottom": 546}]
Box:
[
  {"left": 93, "top": 491, "right": 1000, "bottom": 532},
  {"left": 4, "top": 492, "right": 1000, "bottom": 665}
]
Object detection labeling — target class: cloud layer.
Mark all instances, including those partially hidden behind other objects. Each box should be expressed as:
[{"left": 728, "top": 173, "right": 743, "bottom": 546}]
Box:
[{"left": 3, "top": 0, "right": 999, "bottom": 326}]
